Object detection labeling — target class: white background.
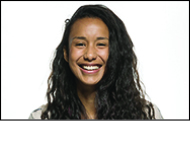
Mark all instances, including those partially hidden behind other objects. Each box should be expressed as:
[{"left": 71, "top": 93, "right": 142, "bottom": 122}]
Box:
[{"left": 2, "top": 1, "right": 189, "bottom": 119}]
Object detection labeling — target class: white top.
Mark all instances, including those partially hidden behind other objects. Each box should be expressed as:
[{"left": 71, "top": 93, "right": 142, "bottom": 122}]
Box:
[{"left": 29, "top": 104, "right": 163, "bottom": 119}]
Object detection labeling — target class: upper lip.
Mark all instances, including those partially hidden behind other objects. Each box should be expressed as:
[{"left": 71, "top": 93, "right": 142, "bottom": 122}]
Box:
[{"left": 78, "top": 63, "right": 102, "bottom": 67}]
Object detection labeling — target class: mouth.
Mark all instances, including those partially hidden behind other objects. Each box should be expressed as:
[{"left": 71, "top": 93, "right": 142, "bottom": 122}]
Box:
[
  {"left": 78, "top": 64, "right": 102, "bottom": 70},
  {"left": 78, "top": 64, "right": 102, "bottom": 74}
]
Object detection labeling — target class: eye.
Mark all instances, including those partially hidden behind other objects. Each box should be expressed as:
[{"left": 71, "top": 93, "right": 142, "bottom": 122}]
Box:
[
  {"left": 76, "top": 43, "right": 85, "bottom": 46},
  {"left": 97, "top": 43, "right": 106, "bottom": 46}
]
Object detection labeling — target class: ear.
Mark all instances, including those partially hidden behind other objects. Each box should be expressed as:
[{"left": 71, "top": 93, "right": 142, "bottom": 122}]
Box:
[{"left": 63, "top": 47, "right": 68, "bottom": 62}]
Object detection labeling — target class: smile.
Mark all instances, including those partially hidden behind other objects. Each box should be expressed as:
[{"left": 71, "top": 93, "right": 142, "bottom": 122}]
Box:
[
  {"left": 82, "top": 65, "right": 100, "bottom": 70},
  {"left": 78, "top": 64, "right": 102, "bottom": 74}
]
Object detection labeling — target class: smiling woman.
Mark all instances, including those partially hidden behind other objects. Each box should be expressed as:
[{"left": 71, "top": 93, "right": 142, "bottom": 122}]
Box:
[
  {"left": 66, "top": 18, "right": 109, "bottom": 87},
  {"left": 29, "top": 4, "right": 163, "bottom": 119}
]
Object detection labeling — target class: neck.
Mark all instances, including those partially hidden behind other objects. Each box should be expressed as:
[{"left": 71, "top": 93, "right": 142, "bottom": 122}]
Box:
[{"left": 77, "top": 81, "right": 97, "bottom": 119}]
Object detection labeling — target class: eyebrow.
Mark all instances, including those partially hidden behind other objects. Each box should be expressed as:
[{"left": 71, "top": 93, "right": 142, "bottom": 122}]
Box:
[{"left": 71, "top": 36, "right": 109, "bottom": 41}]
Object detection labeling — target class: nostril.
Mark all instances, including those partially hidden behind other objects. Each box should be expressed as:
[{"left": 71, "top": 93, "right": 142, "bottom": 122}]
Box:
[{"left": 84, "top": 52, "right": 97, "bottom": 61}]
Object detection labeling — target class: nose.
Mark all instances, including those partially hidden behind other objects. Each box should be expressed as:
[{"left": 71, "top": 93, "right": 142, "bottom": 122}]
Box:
[{"left": 84, "top": 44, "right": 97, "bottom": 61}]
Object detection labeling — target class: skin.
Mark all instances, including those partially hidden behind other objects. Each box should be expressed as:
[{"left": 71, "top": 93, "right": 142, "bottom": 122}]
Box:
[{"left": 64, "top": 18, "right": 109, "bottom": 119}]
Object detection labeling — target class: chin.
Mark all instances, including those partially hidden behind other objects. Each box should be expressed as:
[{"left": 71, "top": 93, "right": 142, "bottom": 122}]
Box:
[
  {"left": 82, "top": 79, "right": 101, "bottom": 86},
  {"left": 76, "top": 77, "right": 102, "bottom": 87}
]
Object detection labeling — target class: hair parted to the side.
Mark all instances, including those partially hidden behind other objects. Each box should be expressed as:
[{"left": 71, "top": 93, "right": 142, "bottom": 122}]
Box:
[{"left": 41, "top": 4, "right": 155, "bottom": 119}]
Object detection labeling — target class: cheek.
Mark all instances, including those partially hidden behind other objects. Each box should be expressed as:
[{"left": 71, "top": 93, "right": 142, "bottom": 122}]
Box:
[
  {"left": 69, "top": 47, "right": 82, "bottom": 63},
  {"left": 98, "top": 48, "right": 109, "bottom": 63}
]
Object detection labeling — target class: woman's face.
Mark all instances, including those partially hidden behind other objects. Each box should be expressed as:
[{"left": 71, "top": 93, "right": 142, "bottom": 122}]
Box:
[{"left": 64, "top": 18, "right": 109, "bottom": 86}]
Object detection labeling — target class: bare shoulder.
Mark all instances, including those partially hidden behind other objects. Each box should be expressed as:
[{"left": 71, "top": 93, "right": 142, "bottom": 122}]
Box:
[{"left": 28, "top": 104, "right": 47, "bottom": 119}]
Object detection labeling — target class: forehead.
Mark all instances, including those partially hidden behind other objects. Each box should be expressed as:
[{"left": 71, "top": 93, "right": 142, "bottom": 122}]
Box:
[{"left": 69, "top": 18, "right": 109, "bottom": 39}]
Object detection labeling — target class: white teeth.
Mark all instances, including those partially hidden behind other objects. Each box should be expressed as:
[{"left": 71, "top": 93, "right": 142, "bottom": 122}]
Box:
[{"left": 82, "top": 66, "right": 100, "bottom": 70}]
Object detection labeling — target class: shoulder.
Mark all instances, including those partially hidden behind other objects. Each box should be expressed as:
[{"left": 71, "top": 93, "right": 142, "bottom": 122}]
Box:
[
  {"left": 153, "top": 104, "right": 163, "bottom": 119},
  {"left": 144, "top": 101, "right": 163, "bottom": 119},
  {"left": 28, "top": 104, "right": 47, "bottom": 119}
]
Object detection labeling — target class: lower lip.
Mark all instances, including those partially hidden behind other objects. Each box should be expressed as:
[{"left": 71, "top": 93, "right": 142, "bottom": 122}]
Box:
[{"left": 79, "top": 67, "right": 101, "bottom": 74}]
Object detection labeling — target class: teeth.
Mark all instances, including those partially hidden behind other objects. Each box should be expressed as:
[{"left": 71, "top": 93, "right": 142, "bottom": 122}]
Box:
[{"left": 82, "top": 66, "right": 100, "bottom": 70}]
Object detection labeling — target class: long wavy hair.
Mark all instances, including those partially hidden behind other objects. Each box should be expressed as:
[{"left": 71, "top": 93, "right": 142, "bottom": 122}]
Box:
[{"left": 41, "top": 4, "right": 155, "bottom": 119}]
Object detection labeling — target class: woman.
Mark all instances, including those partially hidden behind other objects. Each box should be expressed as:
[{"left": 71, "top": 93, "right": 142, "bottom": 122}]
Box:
[{"left": 29, "top": 4, "right": 163, "bottom": 119}]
